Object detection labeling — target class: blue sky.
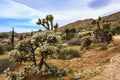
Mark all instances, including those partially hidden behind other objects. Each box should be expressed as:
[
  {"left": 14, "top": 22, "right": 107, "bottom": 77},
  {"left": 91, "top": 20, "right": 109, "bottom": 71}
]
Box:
[{"left": 0, "top": 0, "right": 120, "bottom": 33}]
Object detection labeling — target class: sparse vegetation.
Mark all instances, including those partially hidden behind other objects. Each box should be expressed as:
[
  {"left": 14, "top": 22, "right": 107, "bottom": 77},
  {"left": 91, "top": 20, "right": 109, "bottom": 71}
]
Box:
[
  {"left": 0, "top": 12, "right": 120, "bottom": 80},
  {"left": 67, "top": 38, "right": 81, "bottom": 45},
  {"left": 58, "top": 48, "right": 80, "bottom": 59},
  {"left": 0, "top": 45, "right": 5, "bottom": 55},
  {"left": 80, "top": 36, "right": 93, "bottom": 50}
]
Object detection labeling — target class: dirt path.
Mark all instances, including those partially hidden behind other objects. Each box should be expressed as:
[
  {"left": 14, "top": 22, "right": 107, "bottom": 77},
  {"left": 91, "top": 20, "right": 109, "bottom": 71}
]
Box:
[{"left": 90, "top": 52, "right": 120, "bottom": 80}]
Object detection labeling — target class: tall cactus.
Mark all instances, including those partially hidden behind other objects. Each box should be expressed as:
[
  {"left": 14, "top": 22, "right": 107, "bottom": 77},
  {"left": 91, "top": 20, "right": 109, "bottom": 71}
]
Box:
[
  {"left": 36, "top": 14, "right": 58, "bottom": 31},
  {"left": 11, "top": 27, "right": 14, "bottom": 47}
]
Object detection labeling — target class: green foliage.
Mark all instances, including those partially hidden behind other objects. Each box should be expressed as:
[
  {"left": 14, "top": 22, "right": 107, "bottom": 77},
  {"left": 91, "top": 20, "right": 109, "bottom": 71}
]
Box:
[
  {"left": 59, "top": 48, "right": 80, "bottom": 59},
  {"left": 98, "top": 43, "right": 108, "bottom": 50},
  {"left": 111, "top": 26, "right": 120, "bottom": 35},
  {"left": 70, "top": 28, "right": 76, "bottom": 33},
  {"left": 65, "top": 28, "right": 70, "bottom": 35},
  {"left": 19, "top": 34, "right": 23, "bottom": 41},
  {"left": 64, "top": 28, "right": 77, "bottom": 40},
  {"left": 9, "top": 31, "right": 64, "bottom": 78},
  {"left": 90, "top": 42, "right": 108, "bottom": 50},
  {"left": 80, "top": 36, "right": 92, "bottom": 50},
  {"left": 6, "top": 45, "right": 14, "bottom": 51},
  {"left": 0, "top": 59, "right": 9, "bottom": 72},
  {"left": 0, "top": 33, "right": 8, "bottom": 39},
  {"left": 103, "top": 24, "right": 110, "bottom": 31},
  {"left": 0, "top": 45, "right": 5, "bottom": 55},
  {"left": 36, "top": 14, "right": 58, "bottom": 30},
  {"left": 64, "top": 33, "right": 75, "bottom": 40}
]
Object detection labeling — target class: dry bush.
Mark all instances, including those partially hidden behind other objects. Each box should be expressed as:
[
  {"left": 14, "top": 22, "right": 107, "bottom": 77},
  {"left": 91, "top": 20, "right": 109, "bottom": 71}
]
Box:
[
  {"left": 59, "top": 48, "right": 80, "bottom": 59},
  {"left": 67, "top": 38, "right": 81, "bottom": 45}
]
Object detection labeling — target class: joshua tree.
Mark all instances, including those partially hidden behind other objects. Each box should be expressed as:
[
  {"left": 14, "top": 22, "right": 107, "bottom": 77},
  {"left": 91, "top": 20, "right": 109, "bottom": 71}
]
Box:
[
  {"left": 36, "top": 14, "right": 58, "bottom": 30},
  {"left": 11, "top": 27, "right": 14, "bottom": 47},
  {"left": 92, "top": 17, "right": 111, "bottom": 43}
]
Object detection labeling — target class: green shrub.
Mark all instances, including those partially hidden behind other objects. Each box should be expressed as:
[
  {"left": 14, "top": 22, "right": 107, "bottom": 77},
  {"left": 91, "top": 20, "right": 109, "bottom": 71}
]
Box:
[
  {"left": 111, "top": 26, "right": 120, "bottom": 35},
  {"left": 64, "top": 33, "right": 75, "bottom": 40},
  {"left": 0, "top": 45, "right": 5, "bottom": 55},
  {"left": 98, "top": 43, "right": 108, "bottom": 50},
  {"left": 59, "top": 49, "right": 80, "bottom": 59},
  {"left": 0, "top": 59, "right": 9, "bottom": 72},
  {"left": 80, "top": 36, "right": 92, "bottom": 50},
  {"left": 6, "top": 45, "right": 14, "bottom": 51}
]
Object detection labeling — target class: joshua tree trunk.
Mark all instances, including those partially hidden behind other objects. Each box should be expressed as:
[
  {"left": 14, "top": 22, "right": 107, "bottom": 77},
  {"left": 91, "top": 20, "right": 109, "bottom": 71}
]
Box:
[
  {"left": 31, "top": 45, "right": 37, "bottom": 65},
  {"left": 39, "top": 57, "right": 44, "bottom": 70},
  {"left": 50, "top": 21, "right": 54, "bottom": 30},
  {"left": 11, "top": 27, "right": 14, "bottom": 47}
]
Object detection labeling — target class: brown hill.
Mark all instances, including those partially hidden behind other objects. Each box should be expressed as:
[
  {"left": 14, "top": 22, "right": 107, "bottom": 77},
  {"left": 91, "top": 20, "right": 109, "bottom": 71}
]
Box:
[{"left": 58, "top": 11, "right": 120, "bottom": 32}]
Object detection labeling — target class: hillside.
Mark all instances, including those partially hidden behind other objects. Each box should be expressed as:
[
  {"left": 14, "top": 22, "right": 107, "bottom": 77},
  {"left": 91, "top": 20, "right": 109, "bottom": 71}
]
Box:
[{"left": 59, "top": 11, "right": 120, "bottom": 32}]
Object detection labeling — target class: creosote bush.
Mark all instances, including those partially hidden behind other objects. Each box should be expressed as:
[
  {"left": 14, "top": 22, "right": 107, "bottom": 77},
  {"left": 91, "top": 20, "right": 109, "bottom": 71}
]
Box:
[
  {"left": 6, "top": 45, "right": 14, "bottom": 51},
  {"left": 67, "top": 38, "right": 81, "bottom": 45},
  {"left": 80, "top": 36, "right": 93, "bottom": 50},
  {"left": 0, "top": 45, "right": 5, "bottom": 55},
  {"left": 58, "top": 48, "right": 80, "bottom": 59},
  {"left": 0, "top": 59, "right": 9, "bottom": 72}
]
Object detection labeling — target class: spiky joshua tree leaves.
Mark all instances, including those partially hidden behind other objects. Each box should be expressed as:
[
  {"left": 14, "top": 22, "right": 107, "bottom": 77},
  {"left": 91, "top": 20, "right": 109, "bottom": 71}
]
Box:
[{"left": 36, "top": 14, "right": 59, "bottom": 31}]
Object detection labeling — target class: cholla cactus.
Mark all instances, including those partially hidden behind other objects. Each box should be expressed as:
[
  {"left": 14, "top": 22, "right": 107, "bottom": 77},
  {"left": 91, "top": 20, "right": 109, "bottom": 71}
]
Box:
[{"left": 8, "top": 31, "right": 63, "bottom": 77}]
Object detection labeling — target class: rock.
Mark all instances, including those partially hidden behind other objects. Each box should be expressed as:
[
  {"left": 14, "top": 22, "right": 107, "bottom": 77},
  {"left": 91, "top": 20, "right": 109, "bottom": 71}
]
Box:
[{"left": 74, "top": 72, "right": 85, "bottom": 80}]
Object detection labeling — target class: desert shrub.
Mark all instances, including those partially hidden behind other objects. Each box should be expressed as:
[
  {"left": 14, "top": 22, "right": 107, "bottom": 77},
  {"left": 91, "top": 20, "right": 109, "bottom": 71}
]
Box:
[
  {"left": 6, "top": 45, "right": 14, "bottom": 51},
  {"left": 80, "top": 36, "right": 93, "bottom": 50},
  {"left": 64, "top": 33, "right": 75, "bottom": 40},
  {"left": 59, "top": 48, "right": 80, "bottom": 59},
  {"left": 0, "top": 59, "right": 9, "bottom": 72},
  {"left": 0, "top": 45, "right": 5, "bottom": 55},
  {"left": 5, "top": 64, "right": 69, "bottom": 80},
  {"left": 98, "top": 43, "right": 108, "bottom": 50},
  {"left": 111, "top": 26, "right": 120, "bottom": 35},
  {"left": 67, "top": 38, "right": 81, "bottom": 45},
  {"left": 70, "top": 28, "right": 76, "bottom": 33}
]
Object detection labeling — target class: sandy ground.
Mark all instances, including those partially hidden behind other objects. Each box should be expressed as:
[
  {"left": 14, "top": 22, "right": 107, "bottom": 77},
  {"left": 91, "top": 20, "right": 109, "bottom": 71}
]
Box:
[{"left": 0, "top": 35, "right": 120, "bottom": 80}]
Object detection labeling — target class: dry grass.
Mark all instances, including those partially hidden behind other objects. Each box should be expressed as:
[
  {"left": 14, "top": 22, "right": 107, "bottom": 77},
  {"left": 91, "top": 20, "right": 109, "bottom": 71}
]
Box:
[
  {"left": 0, "top": 38, "right": 120, "bottom": 80},
  {"left": 0, "top": 53, "right": 9, "bottom": 60}
]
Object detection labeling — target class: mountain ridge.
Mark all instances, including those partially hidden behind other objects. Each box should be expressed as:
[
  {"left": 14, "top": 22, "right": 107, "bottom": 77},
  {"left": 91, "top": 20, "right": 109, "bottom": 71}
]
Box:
[{"left": 59, "top": 11, "right": 120, "bottom": 32}]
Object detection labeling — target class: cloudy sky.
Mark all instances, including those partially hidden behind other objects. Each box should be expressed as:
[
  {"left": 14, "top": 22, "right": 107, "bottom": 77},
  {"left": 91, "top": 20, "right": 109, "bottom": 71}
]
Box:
[{"left": 0, "top": 0, "right": 120, "bottom": 33}]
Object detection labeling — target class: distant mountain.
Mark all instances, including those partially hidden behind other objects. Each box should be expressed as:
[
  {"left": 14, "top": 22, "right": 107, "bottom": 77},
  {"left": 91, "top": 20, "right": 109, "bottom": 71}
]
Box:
[
  {"left": 0, "top": 31, "right": 18, "bottom": 36},
  {"left": 58, "top": 11, "right": 120, "bottom": 32}
]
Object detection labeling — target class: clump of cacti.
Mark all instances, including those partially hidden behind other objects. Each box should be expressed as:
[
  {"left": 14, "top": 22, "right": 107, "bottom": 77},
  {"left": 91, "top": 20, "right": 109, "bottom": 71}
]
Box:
[{"left": 4, "top": 67, "right": 27, "bottom": 80}]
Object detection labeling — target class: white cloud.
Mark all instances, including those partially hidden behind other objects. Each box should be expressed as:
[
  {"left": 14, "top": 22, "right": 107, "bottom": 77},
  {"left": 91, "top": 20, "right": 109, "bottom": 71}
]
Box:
[
  {"left": 0, "top": 0, "right": 43, "bottom": 19},
  {"left": 0, "top": 0, "right": 120, "bottom": 32}
]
